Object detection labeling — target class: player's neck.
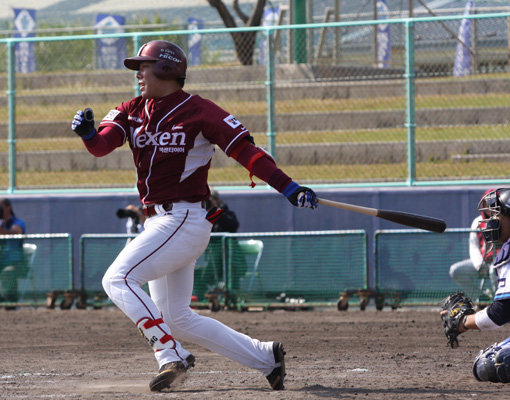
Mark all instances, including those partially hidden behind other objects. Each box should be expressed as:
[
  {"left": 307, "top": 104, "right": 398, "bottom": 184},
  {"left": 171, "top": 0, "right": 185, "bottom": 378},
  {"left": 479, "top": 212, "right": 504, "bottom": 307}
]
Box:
[{"left": 158, "top": 81, "right": 182, "bottom": 98}]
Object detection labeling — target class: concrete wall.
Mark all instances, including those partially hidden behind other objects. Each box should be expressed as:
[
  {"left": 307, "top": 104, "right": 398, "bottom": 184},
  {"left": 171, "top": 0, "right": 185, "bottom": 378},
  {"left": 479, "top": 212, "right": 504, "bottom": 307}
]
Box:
[{"left": 4, "top": 185, "right": 493, "bottom": 288}]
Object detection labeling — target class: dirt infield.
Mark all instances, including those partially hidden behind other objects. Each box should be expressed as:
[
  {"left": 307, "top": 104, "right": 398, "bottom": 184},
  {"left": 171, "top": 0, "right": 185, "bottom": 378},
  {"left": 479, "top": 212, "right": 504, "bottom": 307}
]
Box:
[{"left": 1, "top": 306, "right": 508, "bottom": 399}]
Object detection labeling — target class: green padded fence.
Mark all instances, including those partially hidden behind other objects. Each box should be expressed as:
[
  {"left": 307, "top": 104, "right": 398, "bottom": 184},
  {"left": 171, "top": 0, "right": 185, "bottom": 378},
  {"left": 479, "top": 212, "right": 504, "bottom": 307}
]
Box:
[
  {"left": 80, "top": 233, "right": 136, "bottom": 305},
  {"left": 0, "top": 233, "right": 72, "bottom": 306},
  {"left": 80, "top": 233, "right": 226, "bottom": 306},
  {"left": 223, "top": 231, "right": 367, "bottom": 308},
  {"left": 374, "top": 228, "right": 492, "bottom": 307},
  {"left": 80, "top": 230, "right": 367, "bottom": 308}
]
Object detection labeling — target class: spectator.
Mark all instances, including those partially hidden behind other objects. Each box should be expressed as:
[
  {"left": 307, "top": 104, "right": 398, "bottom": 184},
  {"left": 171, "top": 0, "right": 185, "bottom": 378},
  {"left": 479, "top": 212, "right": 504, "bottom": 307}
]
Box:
[
  {"left": 206, "top": 189, "right": 239, "bottom": 233},
  {"left": 117, "top": 204, "right": 146, "bottom": 235},
  {"left": 0, "top": 198, "right": 26, "bottom": 309}
]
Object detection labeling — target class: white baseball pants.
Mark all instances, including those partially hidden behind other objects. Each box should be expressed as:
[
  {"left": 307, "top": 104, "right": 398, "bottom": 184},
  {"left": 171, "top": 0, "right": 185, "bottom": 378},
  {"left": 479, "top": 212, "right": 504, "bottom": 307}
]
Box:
[{"left": 102, "top": 201, "right": 276, "bottom": 375}]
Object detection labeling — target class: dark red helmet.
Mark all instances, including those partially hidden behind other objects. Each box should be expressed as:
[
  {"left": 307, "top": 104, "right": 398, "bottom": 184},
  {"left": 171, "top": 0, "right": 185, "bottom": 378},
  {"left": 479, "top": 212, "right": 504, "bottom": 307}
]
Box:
[{"left": 124, "top": 40, "right": 187, "bottom": 81}]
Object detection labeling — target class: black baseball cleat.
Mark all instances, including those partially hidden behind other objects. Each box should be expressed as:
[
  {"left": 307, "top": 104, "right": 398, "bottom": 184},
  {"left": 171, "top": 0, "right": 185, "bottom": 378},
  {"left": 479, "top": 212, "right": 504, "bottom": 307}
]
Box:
[
  {"left": 149, "top": 354, "right": 195, "bottom": 392},
  {"left": 266, "top": 342, "right": 286, "bottom": 390}
]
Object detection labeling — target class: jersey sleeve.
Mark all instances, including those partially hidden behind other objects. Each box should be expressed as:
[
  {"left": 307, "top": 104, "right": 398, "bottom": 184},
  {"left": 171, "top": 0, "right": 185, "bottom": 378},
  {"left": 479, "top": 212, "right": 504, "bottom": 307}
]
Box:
[
  {"left": 199, "top": 99, "right": 249, "bottom": 156},
  {"left": 83, "top": 104, "right": 128, "bottom": 157},
  {"left": 485, "top": 300, "right": 510, "bottom": 326},
  {"left": 97, "top": 103, "right": 130, "bottom": 144}
]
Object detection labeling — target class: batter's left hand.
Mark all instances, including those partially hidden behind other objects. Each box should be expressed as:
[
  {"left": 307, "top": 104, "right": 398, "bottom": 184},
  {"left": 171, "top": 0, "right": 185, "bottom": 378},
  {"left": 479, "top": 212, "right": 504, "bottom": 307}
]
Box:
[
  {"left": 284, "top": 183, "right": 318, "bottom": 209},
  {"left": 72, "top": 108, "right": 96, "bottom": 140}
]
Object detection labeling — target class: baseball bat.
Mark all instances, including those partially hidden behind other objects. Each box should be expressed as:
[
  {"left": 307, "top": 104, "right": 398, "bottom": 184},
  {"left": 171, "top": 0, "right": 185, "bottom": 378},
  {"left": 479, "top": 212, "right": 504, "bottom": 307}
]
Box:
[
  {"left": 83, "top": 108, "right": 94, "bottom": 122},
  {"left": 317, "top": 198, "right": 446, "bottom": 233}
]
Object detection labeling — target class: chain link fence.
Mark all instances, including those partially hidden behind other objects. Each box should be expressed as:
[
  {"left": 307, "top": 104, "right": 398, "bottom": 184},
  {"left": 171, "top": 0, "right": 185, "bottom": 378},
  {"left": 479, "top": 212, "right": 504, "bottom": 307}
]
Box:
[{"left": 0, "top": 12, "right": 509, "bottom": 191}]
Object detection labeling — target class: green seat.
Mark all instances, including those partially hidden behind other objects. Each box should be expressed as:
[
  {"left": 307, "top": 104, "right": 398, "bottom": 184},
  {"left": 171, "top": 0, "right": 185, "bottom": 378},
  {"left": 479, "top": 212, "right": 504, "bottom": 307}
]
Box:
[
  {"left": 18, "top": 243, "right": 37, "bottom": 303},
  {"left": 236, "top": 239, "right": 264, "bottom": 292}
]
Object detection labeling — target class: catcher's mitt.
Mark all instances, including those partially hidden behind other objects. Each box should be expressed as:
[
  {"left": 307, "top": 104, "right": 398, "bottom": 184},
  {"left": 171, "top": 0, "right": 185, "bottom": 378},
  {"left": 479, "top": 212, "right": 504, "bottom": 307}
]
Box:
[{"left": 440, "top": 291, "right": 476, "bottom": 348}]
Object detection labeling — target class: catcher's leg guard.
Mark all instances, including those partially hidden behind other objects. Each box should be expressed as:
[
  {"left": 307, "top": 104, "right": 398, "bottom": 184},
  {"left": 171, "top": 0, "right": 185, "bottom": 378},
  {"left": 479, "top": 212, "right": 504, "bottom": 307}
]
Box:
[
  {"left": 495, "top": 348, "right": 510, "bottom": 383},
  {"left": 137, "top": 317, "right": 176, "bottom": 351},
  {"left": 473, "top": 344, "right": 499, "bottom": 382}
]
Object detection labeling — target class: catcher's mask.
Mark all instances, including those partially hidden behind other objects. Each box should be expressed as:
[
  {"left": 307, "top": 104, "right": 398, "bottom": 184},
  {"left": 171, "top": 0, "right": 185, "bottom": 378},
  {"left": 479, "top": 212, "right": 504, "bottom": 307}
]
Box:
[
  {"left": 478, "top": 188, "right": 510, "bottom": 243},
  {"left": 124, "top": 40, "right": 187, "bottom": 84}
]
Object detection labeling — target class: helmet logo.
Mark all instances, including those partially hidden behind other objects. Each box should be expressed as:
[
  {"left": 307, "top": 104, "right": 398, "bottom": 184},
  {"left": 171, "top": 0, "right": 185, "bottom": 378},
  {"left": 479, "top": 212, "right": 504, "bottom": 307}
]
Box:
[{"left": 159, "top": 49, "right": 182, "bottom": 63}]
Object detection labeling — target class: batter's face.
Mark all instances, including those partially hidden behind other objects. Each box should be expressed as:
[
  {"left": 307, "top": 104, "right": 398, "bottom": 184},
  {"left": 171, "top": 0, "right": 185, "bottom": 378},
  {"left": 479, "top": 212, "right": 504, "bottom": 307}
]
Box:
[{"left": 136, "top": 62, "right": 175, "bottom": 99}]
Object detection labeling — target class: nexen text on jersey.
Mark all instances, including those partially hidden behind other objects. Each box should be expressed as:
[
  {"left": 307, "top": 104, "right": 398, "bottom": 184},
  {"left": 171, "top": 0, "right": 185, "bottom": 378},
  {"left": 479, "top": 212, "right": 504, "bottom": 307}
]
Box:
[{"left": 134, "top": 131, "right": 186, "bottom": 148}]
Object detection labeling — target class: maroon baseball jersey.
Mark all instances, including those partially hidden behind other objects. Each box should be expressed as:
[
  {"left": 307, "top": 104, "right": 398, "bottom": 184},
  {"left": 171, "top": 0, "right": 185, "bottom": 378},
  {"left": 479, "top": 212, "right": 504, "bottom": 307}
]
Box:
[{"left": 96, "top": 90, "right": 249, "bottom": 204}]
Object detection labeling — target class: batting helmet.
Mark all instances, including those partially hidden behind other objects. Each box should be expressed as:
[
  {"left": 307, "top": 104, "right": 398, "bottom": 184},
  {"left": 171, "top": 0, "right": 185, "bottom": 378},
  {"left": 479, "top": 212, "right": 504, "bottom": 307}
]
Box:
[{"left": 124, "top": 40, "right": 187, "bottom": 81}]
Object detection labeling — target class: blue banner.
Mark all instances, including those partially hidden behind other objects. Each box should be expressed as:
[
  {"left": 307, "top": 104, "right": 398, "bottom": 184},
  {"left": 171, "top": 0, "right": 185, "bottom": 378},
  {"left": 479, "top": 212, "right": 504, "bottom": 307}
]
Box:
[
  {"left": 188, "top": 18, "right": 204, "bottom": 67},
  {"left": 258, "top": 6, "right": 279, "bottom": 66},
  {"left": 95, "top": 14, "right": 126, "bottom": 70},
  {"left": 453, "top": 1, "right": 473, "bottom": 77},
  {"left": 376, "top": 0, "right": 391, "bottom": 68},
  {"left": 13, "top": 8, "right": 37, "bottom": 73}
]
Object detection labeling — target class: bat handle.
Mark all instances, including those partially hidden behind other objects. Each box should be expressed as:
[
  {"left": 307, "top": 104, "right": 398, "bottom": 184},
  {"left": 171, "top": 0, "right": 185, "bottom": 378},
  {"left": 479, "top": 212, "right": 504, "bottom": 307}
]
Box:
[{"left": 83, "top": 108, "right": 94, "bottom": 122}]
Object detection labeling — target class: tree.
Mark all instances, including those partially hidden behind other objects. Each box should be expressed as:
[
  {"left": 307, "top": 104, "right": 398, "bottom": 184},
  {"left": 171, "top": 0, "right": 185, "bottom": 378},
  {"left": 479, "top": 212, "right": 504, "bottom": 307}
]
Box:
[{"left": 207, "top": 0, "right": 266, "bottom": 65}]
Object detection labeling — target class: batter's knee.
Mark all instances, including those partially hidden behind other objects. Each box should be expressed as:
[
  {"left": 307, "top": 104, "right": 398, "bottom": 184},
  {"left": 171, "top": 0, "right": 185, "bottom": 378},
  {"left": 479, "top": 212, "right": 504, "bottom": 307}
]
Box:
[
  {"left": 102, "top": 268, "right": 114, "bottom": 297},
  {"left": 102, "top": 267, "right": 126, "bottom": 297},
  {"left": 168, "top": 307, "right": 198, "bottom": 330},
  {"left": 102, "top": 265, "right": 146, "bottom": 298}
]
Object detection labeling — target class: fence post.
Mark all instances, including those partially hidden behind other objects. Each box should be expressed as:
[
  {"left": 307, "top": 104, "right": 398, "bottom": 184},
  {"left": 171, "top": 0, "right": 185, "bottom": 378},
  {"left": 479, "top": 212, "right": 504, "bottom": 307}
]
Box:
[
  {"left": 6, "top": 40, "right": 16, "bottom": 192},
  {"left": 404, "top": 19, "right": 416, "bottom": 186},
  {"left": 132, "top": 35, "right": 141, "bottom": 98},
  {"left": 265, "top": 28, "right": 276, "bottom": 159},
  {"left": 292, "top": 0, "right": 307, "bottom": 63}
]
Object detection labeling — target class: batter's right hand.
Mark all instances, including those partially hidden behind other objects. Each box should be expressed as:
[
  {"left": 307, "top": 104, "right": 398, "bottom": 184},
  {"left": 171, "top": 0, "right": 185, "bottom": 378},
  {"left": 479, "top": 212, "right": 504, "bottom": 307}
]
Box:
[
  {"left": 72, "top": 108, "right": 96, "bottom": 140},
  {"left": 283, "top": 182, "right": 318, "bottom": 209}
]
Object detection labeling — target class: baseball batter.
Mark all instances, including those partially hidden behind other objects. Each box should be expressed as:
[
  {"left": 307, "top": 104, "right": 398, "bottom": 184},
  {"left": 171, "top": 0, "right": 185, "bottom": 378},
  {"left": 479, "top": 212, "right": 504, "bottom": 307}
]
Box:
[{"left": 71, "top": 40, "right": 318, "bottom": 392}]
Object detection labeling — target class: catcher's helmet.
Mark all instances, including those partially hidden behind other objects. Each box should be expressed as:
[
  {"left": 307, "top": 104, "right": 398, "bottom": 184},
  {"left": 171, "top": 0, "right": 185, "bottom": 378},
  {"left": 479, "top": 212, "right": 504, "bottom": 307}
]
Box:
[
  {"left": 124, "top": 40, "right": 187, "bottom": 81},
  {"left": 477, "top": 188, "right": 510, "bottom": 243}
]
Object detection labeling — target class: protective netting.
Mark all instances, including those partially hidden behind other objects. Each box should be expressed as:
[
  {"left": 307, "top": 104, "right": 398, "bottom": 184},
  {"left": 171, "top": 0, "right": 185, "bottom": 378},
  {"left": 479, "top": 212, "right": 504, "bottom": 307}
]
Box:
[
  {"left": 80, "top": 231, "right": 367, "bottom": 307},
  {"left": 0, "top": 234, "right": 72, "bottom": 306},
  {"left": 375, "top": 228, "right": 494, "bottom": 306}
]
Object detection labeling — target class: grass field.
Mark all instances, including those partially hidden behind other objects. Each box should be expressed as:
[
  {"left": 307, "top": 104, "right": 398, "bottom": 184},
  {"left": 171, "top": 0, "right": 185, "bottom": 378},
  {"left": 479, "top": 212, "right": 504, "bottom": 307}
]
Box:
[
  {"left": 0, "top": 160, "right": 507, "bottom": 188},
  {"left": 3, "top": 124, "right": 508, "bottom": 153},
  {"left": 3, "top": 91, "right": 510, "bottom": 122}
]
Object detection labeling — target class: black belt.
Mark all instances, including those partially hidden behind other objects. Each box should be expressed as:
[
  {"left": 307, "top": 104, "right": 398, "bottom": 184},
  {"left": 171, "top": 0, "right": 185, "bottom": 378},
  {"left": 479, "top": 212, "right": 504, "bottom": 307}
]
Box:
[
  {"left": 143, "top": 203, "right": 173, "bottom": 218},
  {"left": 143, "top": 201, "right": 207, "bottom": 218}
]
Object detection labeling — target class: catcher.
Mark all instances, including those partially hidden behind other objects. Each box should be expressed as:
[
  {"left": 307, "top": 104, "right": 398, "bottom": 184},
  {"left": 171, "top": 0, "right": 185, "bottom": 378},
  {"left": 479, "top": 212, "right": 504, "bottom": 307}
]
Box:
[{"left": 440, "top": 188, "right": 510, "bottom": 383}]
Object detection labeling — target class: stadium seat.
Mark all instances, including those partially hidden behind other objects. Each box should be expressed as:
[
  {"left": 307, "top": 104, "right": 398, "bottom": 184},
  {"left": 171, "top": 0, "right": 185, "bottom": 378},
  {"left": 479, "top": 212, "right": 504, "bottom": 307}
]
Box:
[
  {"left": 18, "top": 243, "right": 37, "bottom": 303},
  {"left": 237, "top": 239, "right": 264, "bottom": 292}
]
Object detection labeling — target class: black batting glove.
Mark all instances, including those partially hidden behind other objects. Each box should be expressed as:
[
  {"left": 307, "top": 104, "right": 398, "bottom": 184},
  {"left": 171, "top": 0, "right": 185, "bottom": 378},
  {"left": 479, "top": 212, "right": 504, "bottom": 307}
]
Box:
[
  {"left": 283, "top": 182, "right": 318, "bottom": 209},
  {"left": 72, "top": 108, "right": 96, "bottom": 140}
]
